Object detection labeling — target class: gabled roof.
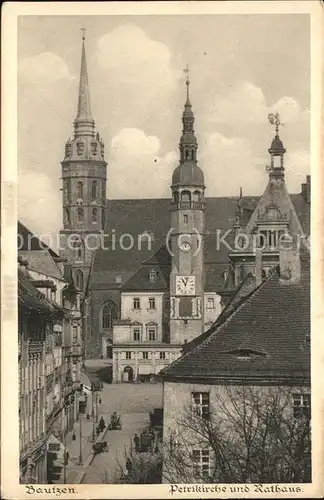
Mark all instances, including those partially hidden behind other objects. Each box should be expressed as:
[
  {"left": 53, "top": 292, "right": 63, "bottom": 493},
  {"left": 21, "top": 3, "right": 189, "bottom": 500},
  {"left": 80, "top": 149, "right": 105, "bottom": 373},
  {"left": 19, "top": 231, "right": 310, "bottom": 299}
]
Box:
[
  {"left": 19, "top": 250, "right": 65, "bottom": 282},
  {"left": 162, "top": 258, "right": 310, "bottom": 385},
  {"left": 18, "top": 268, "right": 63, "bottom": 316},
  {"left": 18, "top": 221, "right": 60, "bottom": 259}
]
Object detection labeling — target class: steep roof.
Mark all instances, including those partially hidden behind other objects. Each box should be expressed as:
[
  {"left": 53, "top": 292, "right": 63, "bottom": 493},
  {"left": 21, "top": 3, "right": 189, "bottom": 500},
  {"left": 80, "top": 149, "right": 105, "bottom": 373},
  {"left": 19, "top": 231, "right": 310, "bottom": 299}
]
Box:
[
  {"left": 18, "top": 250, "right": 65, "bottom": 281},
  {"left": 18, "top": 221, "right": 60, "bottom": 259},
  {"left": 18, "top": 268, "right": 63, "bottom": 316},
  {"left": 162, "top": 257, "right": 310, "bottom": 385}
]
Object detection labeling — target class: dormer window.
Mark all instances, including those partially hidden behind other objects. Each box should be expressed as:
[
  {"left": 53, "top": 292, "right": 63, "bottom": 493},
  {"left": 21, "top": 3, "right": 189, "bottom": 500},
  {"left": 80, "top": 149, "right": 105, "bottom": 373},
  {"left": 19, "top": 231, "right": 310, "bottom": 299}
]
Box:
[{"left": 149, "top": 270, "right": 157, "bottom": 283}]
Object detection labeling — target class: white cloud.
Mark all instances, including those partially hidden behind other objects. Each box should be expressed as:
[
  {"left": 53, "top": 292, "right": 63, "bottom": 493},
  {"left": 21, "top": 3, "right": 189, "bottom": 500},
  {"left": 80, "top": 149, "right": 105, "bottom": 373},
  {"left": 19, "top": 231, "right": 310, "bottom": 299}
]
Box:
[
  {"left": 200, "top": 132, "right": 266, "bottom": 196},
  {"left": 208, "top": 81, "right": 309, "bottom": 128},
  {"left": 97, "top": 25, "right": 178, "bottom": 89},
  {"left": 108, "top": 128, "right": 177, "bottom": 199},
  {"left": 18, "top": 171, "right": 61, "bottom": 250},
  {"left": 19, "top": 52, "right": 73, "bottom": 86},
  {"left": 285, "top": 148, "right": 310, "bottom": 192}
]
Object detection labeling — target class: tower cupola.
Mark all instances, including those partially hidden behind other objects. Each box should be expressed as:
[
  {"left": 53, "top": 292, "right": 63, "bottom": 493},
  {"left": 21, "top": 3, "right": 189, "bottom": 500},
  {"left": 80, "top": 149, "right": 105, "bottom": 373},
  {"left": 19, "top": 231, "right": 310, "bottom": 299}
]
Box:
[{"left": 267, "top": 112, "right": 286, "bottom": 180}]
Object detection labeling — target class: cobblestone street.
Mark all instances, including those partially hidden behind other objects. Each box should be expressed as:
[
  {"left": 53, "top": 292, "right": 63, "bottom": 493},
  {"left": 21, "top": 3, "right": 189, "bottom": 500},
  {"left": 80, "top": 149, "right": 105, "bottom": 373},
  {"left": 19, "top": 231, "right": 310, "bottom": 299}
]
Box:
[{"left": 60, "top": 373, "right": 163, "bottom": 484}]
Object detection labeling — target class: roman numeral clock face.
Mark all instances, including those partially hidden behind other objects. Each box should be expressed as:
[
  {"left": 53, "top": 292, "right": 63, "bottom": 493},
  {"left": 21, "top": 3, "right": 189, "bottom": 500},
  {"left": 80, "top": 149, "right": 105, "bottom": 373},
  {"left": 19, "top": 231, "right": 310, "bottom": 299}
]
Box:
[{"left": 176, "top": 276, "right": 196, "bottom": 295}]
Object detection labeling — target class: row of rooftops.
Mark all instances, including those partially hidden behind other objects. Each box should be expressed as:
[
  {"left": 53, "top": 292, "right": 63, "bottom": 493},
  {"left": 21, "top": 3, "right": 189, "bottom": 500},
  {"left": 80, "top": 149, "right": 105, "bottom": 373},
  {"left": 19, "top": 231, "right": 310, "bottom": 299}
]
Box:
[{"left": 161, "top": 246, "right": 310, "bottom": 385}]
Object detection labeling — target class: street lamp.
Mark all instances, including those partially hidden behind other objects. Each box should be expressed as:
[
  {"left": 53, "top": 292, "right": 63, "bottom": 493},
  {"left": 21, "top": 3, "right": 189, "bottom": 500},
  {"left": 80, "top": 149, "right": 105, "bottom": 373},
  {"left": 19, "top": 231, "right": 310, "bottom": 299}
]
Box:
[{"left": 78, "top": 413, "right": 83, "bottom": 465}]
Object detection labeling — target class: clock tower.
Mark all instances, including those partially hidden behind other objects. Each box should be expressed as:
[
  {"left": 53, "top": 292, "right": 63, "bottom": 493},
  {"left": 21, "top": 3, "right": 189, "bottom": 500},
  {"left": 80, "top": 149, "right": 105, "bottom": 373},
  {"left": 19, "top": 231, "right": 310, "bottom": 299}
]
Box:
[{"left": 169, "top": 68, "right": 205, "bottom": 344}]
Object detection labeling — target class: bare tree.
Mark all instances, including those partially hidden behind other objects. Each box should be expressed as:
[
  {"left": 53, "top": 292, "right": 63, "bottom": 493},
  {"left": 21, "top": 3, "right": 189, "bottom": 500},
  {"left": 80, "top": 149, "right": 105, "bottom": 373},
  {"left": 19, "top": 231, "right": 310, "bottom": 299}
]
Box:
[
  {"left": 101, "top": 445, "right": 162, "bottom": 484},
  {"left": 163, "top": 385, "right": 311, "bottom": 484}
]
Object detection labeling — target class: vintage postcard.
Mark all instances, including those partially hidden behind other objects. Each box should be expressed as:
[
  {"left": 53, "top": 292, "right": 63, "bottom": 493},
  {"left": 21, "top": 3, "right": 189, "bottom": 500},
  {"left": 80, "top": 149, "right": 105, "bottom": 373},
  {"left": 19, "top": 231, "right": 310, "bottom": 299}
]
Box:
[{"left": 1, "top": 1, "right": 324, "bottom": 499}]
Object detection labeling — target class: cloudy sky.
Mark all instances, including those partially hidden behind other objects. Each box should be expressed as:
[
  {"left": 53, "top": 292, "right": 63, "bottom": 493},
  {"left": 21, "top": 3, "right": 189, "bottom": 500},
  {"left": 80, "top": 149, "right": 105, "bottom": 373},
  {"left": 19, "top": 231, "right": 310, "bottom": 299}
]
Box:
[{"left": 18, "top": 14, "right": 310, "bottom": 237}]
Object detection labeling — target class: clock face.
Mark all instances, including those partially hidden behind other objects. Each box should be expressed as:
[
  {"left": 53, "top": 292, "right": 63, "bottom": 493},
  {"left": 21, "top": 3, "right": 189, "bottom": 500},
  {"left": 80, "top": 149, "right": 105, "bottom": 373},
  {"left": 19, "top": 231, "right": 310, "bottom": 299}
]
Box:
[
  {"left": 180, "top": 241, "right": 191, "bottom": 253},
  {"left": 176, "top": 276, "right": 196, "bottom": 295}
]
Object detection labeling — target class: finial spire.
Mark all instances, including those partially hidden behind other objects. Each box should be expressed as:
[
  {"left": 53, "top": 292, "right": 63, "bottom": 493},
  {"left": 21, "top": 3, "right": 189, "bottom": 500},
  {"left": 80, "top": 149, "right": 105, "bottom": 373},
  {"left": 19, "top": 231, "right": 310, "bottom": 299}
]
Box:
[
  {"left": 74, "top": 29, "right": 95, "bottom": 137},
  {"left": 183, "top": 64, "right": 190, "bottom": 104}
]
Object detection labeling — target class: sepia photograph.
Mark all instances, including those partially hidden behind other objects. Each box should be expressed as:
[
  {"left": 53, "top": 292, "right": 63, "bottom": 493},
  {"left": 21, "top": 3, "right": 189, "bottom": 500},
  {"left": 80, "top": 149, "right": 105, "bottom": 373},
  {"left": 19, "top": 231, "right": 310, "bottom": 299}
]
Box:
[{"left": 1, "top": 1, "right": 323, "bottom": 498}]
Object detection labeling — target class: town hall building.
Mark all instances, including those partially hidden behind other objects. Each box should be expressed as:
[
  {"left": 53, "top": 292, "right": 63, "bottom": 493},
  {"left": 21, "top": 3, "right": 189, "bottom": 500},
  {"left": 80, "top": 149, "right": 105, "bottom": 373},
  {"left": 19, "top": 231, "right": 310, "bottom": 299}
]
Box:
[{"left": 59, "top": 36, "right": 310, "bottom": 382}]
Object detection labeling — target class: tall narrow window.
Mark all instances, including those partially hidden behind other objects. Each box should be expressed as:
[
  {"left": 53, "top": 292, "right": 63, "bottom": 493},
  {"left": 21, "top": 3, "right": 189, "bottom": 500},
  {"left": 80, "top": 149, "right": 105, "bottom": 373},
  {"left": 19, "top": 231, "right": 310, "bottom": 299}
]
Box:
[
  {"left": 73, "top": 239, "right": 84, "bottom": 261},
  {"left": 101, "top": 301, "right": 118, "bottom": 330},
  {"left": 77, "top": 207, "right": 84, "bottom": 222},
  {"left": 148, "top": 328, "right": 156, "bottom": 341},
  {"left": 76, "top": 270, "right": 84, "bottom": 291},
  {"left": 67, "top": 179, "right": 71, "bottom": 203},
  {"left": 133, "top": 328, "right": 141, "bottom": 341},
  {"left": 92, "top": 208, "right": 97, "bottom": 223},
  {"left": 92, "top": 180, "right": 97, "bottom": 201},
  {"left": 133, "top": 298, "right": 141, "bottom": 310},
  {"left": 192, "top": 449, "right": 210, "bottom": 479},
  {"left": 77, "top": 181, "right": 83, "bottom": 199},
  {"left": 149, "top": 297, "right": 156, "bottom": 309},
  {"left": 293, "top": 393, "right": 311, "bottom": 419},
  {"left": 192, "top": 392, "right": 210, "bottom": 419},
  {"left": 65, "top": 208, "right": 70, "bottom": 225},
  {"left": 184, "top": 214, "right": 188, "bottom": 224},
  {"left": 72, "top": 326, "right": 78, "bottom": 344}
]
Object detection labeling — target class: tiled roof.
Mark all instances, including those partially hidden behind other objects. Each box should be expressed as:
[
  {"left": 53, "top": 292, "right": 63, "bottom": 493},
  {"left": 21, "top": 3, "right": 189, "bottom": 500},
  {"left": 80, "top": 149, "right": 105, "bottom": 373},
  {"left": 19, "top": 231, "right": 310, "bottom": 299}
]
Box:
[
  {"left": 162, "top": 257, "right": 310, "bottom": 385},
  {"left": 18, "top": 221, "right": 60, "bottom": 258},
  {"left": 18, "top": 269, "right": 63, "bottom": 316},
  {"left": 19, "top": 250, "right": 65, "bottom": 281}
]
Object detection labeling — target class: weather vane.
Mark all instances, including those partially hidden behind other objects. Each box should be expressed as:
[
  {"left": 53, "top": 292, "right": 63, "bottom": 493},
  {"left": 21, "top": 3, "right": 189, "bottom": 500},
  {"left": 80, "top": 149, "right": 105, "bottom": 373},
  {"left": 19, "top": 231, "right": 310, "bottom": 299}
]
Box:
[
  {"left": 268, "top": 112, "right": 283, "bottom": 135},
  {"left": 81, "top": 27, "right": 86, "bottom": 41}
]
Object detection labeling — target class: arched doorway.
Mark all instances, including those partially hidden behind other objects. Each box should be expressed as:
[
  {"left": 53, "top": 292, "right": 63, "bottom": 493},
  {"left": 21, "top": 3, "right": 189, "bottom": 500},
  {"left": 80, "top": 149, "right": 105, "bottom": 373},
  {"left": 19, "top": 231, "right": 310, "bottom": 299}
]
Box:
[
  {"left": 105, "top": 339, "right": 112, "bottom": 359},
  {"left": 123, "top": 366, "right": 134, "bottom": 383}
]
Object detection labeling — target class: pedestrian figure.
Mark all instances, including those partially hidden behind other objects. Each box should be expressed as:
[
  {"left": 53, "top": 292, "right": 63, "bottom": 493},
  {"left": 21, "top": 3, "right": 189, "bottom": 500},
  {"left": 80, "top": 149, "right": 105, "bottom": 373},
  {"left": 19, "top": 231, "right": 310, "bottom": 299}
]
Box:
[
  {"left": 126, "top": 458, "right": 133, "bottom": 475},
  {"left": 133, "top": 433, "right": 140, "bottom": 452},
  {"left": 96, "top": 426, "right": 100, "bottom": 436},
  {"left": 154, "top": 444, "right": 159, "bottom": 453},
  {"left": 99, "top": 416, "right": 106, "bottom": 432}
]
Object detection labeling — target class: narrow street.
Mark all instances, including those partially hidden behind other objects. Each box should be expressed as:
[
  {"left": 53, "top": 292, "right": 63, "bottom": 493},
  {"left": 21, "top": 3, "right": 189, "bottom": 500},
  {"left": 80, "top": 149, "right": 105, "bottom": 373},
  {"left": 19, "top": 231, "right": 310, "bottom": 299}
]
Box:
[{"left": 80, "top": 379, "right": 163, "bottom": 484}]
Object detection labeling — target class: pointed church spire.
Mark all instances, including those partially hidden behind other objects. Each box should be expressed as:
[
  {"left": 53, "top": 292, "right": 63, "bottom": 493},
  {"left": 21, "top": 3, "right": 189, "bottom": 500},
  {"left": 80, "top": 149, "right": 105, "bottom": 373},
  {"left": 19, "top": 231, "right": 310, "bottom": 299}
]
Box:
[
  {"left": 179, "top": 65, "right": 198, "bottom": 164},
  {"left": 74, "top": 29, "right": 95, "bottom": 137}
]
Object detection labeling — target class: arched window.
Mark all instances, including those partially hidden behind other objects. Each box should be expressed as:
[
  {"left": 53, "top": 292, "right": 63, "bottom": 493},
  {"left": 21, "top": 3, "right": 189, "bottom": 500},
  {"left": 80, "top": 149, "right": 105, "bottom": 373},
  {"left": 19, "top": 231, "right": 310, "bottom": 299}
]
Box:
[
  {"left": 77, "top": 207, "right": 84, "bottom": 222},
  {"left": 92, "top": 207, "right": 97, "bottom": 223},
  {"left": 77, "top": 181, "right": 83, "bottom": 199},
  {"left": 193, "top": 191, "right": 201, "bottom": 202},
  {"left": 65, "top": 208, "right": 70, "bottom": 225},
  {"left": 92, "top": 181, "right": 97, "bottom": 200},
  {"left": 101, "top": 301, "right": 118, "bottom": 330},
  {"left": 185, "top": 149, "right": 190, "bottom": 160},
  {"left": 76, "top": 269, "right": 84, "bottom": 291},
  {"left": 181, "top": 191, "right": 191, "bottom": 203},
  {"left": 191, "top": 150, "right": 195, "bottom": 160},
  {"left": 73, "top": 239, "right": 84, "bottom": 262}
]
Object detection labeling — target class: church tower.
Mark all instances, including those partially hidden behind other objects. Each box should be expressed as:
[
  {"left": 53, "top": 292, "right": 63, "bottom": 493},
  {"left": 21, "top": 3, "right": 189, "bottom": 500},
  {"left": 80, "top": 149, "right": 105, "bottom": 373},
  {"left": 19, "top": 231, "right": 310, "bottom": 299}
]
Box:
[
  {"left": 60, "top": 32, "right": 107, "bottom": 293},
  {"left": 169, "top": 68, "right": 205, "bottom": 344}
]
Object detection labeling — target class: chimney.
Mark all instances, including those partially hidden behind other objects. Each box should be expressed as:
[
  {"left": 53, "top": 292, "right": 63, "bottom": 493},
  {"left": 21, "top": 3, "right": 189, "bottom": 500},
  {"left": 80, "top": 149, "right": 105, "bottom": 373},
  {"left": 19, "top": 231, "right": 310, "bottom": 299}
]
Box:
[
  {"left": 255, "top": 248, "right": 263, "bottom": 286},
  {"left": 279, "top": 243, "right": 301, "bottom": 284},
  {"left": 18, "top": 255, "right": 28, "bottom": 274},
  {"left": 301, "top": 175, "right": 311, "bottom": 204}
]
